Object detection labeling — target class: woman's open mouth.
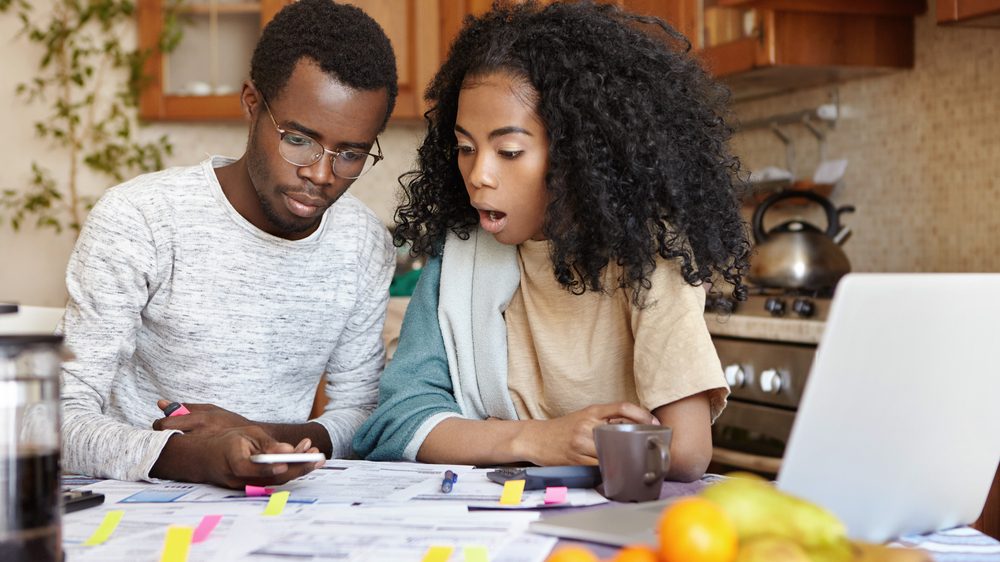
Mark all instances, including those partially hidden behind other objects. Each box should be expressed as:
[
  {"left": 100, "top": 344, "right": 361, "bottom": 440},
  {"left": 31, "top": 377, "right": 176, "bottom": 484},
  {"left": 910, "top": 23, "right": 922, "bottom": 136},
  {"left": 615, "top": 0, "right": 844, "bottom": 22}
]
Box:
[{"left": 479, "top": 209, "right": 508, "bottom": 234}]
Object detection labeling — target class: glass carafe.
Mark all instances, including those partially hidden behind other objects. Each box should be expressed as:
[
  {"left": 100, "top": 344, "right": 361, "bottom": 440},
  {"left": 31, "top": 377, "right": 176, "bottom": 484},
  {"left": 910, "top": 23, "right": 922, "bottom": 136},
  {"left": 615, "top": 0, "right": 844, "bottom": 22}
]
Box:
[{"left": 0, "top": 331, "right": 64, "bottom": 562}]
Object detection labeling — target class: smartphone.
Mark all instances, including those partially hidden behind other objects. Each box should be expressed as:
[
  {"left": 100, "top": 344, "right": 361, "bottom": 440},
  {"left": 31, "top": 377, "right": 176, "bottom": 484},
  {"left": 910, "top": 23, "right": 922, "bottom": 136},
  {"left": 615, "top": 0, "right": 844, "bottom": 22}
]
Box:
[
  {"left": 249, "top": 453, "right": 326, "bottom": 464},
  {"left": 486, "top": 466, "right": 602, "bottom": 490},
  {"left": 62, "top": 489, "right": 105, "bottom": 513}
]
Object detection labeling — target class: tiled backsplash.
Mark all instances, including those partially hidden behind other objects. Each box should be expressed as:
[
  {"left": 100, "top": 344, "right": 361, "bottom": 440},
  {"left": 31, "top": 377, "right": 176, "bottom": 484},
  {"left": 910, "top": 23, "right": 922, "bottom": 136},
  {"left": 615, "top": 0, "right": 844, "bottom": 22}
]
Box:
[{"left": 729, "top": 8, "right": 1000, "bottom": 273}]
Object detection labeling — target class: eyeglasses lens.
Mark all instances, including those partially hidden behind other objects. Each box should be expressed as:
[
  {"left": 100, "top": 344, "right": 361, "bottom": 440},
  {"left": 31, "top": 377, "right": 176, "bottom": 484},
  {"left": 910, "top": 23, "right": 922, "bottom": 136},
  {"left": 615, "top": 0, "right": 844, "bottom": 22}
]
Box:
[{"left": 278, "top": 134, "right": 377, "bottom": 179}]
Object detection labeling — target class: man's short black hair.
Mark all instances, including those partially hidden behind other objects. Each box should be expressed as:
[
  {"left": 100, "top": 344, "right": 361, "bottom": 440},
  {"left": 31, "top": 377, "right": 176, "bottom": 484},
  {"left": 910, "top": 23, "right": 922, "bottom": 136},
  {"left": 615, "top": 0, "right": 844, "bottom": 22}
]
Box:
[{"left": 250, "top": 0, "right": 398, "bottom": 129}]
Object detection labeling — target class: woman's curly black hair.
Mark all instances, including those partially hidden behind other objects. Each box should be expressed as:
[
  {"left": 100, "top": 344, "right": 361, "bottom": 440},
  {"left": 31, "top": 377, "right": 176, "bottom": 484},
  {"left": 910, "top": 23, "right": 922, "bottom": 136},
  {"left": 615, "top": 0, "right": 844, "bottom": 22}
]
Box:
[{"left": 396, "top": 0, "right": 751, "bottom": 303}]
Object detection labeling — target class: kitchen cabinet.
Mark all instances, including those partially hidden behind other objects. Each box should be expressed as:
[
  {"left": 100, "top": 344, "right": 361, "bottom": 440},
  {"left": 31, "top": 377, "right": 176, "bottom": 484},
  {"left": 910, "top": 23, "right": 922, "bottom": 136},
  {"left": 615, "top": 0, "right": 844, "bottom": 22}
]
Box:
[
  {"left": 342, "top": 1, "right": 442, "bottom": 121},
  {"left": 137, "top": 0, "right": 292, "bottom": 120},
  {"left": 440, "top": 0, "right": 693, "bottom": 63},
  {"left": 138, "top": 0, "right": 444, "bottom": 121},
  {"left": 690, "top": 0, "right": 928, "bottom": 101},
  {"left": 937, "top": 0, "right": 1000, "bottom": 27},
  {"left": 138, "top": 0, "right": 930, "bottom": 120},
  {"left": 441, "top": 1, "right": 928, "bottom": 102}
]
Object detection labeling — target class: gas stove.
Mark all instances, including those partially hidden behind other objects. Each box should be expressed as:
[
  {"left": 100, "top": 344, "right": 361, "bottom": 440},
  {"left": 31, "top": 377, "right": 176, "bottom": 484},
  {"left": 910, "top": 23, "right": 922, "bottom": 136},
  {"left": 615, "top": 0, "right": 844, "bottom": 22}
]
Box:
[{"left": 706, "top": 286, "right": 833, "bottom": 476}]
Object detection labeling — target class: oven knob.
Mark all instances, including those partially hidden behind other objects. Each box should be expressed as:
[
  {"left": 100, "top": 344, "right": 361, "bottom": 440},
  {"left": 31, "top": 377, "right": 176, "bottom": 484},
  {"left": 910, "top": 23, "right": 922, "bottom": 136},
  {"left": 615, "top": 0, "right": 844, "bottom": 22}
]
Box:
[
  {"left": 759, "top": 368, "right": 784, "bottom": 394},
  {"left": 792, "top": 298, "right": 815, "bottom": 318},
  {"left": 764, "top": 297, "right": 787, "bottom": 317},
  {"left": 723, "top": 364, "right": 746, "bottom": 388}
]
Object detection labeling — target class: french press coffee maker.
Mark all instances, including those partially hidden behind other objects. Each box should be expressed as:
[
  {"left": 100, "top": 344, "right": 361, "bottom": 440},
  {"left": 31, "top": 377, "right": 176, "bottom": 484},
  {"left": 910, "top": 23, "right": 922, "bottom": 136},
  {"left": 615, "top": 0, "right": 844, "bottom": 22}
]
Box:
[{"left": 0, "top": 303, "right": 64, "bottom": 562}]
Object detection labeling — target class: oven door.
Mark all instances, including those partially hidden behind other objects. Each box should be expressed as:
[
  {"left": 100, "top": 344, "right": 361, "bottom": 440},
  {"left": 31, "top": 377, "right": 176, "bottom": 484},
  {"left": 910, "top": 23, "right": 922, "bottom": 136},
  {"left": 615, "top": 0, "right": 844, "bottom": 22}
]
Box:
[{"left": 711, "top": 400, "right": 796, "bottom": 476}]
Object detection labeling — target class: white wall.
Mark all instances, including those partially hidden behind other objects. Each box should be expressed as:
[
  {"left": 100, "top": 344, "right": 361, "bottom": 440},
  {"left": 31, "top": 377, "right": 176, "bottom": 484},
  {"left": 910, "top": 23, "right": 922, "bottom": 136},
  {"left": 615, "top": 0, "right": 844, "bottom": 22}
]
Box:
[{"left": 0, "top": 9, "right": 425, "bottom": 306}]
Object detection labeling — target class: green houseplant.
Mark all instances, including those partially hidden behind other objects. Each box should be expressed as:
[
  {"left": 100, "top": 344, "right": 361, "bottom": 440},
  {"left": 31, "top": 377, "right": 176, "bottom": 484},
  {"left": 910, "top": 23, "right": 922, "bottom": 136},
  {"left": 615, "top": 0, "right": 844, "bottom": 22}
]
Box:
[{"left": 0, "top": 0, "right": 182, "bottom": 233}]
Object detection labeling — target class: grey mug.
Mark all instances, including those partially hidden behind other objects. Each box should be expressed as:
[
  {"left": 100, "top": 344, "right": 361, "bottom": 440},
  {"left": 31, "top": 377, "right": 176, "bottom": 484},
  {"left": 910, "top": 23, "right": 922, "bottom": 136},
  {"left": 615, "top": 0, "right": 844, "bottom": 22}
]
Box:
[{"left": 594, "top": 423, "right": 672, "bottom": 502}]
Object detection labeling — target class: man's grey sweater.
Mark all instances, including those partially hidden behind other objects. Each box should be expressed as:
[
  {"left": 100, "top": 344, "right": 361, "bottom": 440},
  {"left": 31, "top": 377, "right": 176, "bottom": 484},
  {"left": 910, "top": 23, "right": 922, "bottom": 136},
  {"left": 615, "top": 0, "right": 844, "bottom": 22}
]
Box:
[{"left": 60, "top": 156, "right": 394, "bottom": 481}]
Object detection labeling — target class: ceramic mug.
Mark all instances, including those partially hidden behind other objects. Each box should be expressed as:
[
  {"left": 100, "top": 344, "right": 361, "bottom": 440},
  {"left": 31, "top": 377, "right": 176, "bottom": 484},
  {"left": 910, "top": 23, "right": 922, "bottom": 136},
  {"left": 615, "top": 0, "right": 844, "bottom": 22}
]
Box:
[{"left": 594, "top": 424, "right": 672, "bottom": 502}]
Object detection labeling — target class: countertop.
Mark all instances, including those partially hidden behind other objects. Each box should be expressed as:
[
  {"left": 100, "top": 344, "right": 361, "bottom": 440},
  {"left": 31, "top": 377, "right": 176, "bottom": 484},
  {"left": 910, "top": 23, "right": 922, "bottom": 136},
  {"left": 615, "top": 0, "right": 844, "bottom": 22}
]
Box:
[
  {"left": 704, "top": 312, "right": 826, "bottom": 344},
  {"left": 388, "top": 296, "right": 829, "bottom": 346}
]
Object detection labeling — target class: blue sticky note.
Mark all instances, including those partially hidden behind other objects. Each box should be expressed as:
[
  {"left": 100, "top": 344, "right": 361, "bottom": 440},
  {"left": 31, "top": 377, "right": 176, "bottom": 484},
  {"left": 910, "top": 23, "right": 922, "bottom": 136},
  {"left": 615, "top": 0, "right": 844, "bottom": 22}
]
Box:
[{"left": 120, "top": 489, "right": 191, "bottom": 503}]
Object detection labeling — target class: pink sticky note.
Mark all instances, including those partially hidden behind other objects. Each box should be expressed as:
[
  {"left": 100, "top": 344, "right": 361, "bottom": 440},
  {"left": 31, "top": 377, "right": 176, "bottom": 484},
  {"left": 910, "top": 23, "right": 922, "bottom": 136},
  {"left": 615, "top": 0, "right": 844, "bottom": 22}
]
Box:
[
  {"left": 245, "top": 485, "right": 275, "bottom": 497},
  {"left": 192, "top": 515, "right": 222, "bottom": 544},
  {"left": 544, "top": 486, "right": 568, "bottom": 505}
]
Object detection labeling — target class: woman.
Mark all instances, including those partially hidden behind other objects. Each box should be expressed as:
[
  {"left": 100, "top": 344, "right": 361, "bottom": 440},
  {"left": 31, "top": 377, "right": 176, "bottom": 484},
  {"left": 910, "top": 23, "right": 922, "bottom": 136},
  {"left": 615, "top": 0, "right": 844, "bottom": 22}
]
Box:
[{"left": 353, "top": 0, "right": 750, "bottom": 482}]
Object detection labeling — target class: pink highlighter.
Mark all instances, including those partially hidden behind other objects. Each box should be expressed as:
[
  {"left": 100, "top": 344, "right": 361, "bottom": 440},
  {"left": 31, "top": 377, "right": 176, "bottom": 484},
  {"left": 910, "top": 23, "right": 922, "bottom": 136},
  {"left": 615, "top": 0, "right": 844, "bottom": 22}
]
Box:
[{"left": 163, "top": 401, "right": 190, "bottom": 417}]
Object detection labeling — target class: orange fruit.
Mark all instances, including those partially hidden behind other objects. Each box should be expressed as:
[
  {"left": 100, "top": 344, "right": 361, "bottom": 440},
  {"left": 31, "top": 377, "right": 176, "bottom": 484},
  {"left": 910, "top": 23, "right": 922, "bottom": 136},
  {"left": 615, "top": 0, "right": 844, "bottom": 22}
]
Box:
[
  {"left": 545, "top": 546, "right": 600, "bottom": 562},
  {"left": 609, "top": 544, "right": 661, "bottom": 562},
  {"left": 658, "top": 497, "right": 738, "bottom": 562}
]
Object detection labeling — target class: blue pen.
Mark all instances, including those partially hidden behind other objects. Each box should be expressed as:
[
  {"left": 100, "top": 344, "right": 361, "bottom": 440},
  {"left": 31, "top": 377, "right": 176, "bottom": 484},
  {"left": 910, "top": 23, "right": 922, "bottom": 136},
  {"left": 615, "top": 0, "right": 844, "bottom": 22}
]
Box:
[{"left": 441, "top": 470, "right": 458, "bottom": 493}]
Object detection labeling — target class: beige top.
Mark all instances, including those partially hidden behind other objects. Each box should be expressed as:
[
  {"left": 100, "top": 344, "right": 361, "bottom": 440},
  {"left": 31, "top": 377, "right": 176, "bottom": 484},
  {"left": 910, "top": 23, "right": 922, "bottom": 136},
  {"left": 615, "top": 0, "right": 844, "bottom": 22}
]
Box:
[{"left": 505, "top": 239, "right": 728, "bottom": 421}]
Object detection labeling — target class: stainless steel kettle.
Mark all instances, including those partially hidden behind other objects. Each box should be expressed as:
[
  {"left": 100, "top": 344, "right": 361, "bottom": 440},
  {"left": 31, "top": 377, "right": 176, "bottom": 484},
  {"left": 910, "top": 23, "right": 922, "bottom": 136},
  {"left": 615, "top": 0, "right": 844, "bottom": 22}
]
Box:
[{"left": 749, "top": 190, "right": 855, "bottom": 292}]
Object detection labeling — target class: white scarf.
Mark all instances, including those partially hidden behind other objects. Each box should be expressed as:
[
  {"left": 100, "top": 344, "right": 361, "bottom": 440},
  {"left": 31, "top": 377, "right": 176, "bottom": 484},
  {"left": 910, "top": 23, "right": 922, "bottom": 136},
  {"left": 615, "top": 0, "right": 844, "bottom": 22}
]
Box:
[{"left": 438, "top": 228, "right": 521, "bottom": 420}]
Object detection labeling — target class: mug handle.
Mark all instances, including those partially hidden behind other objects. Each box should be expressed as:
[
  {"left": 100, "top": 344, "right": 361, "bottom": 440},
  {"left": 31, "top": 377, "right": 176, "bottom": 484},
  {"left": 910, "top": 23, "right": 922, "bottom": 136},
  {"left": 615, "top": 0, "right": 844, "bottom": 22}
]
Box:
[{"left": 643, "top": 436, "right": 671, "bottom": 485}]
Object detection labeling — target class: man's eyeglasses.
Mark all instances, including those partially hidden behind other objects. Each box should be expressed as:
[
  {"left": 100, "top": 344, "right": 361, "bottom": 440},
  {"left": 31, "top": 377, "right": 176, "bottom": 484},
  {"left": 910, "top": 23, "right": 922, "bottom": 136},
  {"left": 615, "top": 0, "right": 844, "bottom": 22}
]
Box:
[{"left": 261, "top": 98, "right": 383, "bottom": 180}]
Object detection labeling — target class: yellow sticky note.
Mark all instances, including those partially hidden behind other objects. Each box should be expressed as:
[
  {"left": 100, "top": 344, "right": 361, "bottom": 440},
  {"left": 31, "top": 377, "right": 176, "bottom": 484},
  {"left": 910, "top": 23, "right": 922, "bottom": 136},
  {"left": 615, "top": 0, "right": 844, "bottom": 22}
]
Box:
[
  {"left": 83, "top": 510, "right": 124, "bottom": 546},
  {"left": 421, "top": 545, "right": 454, "bottom": 562},
  {"left": 463, "top": 545, "right": 490, "bottom": 562},
  {"left": 499, "top": 479, "right": 525, "bottom": 505},
  {"left": 263, "top": 490, "right": 290, "bottom": 516},
  {"left": 159, "top": 525, "right": 194, "bottom": 562}
]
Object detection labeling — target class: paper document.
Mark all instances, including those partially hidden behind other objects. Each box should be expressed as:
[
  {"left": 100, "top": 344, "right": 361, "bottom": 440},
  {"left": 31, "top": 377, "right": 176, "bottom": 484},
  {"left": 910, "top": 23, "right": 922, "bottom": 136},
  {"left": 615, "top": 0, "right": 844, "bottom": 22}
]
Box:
[
  {"left": 278, "top": 459, "right": 475, "bottom": 504},
  {"left": 60, "top": 460, "right": 600, "bottom": 561},
  {"left": 234, "top": 508, "right": 554, "bottom": 562},
  {"left": 400, "top": 468, "right": 610, "bottom": 509}
]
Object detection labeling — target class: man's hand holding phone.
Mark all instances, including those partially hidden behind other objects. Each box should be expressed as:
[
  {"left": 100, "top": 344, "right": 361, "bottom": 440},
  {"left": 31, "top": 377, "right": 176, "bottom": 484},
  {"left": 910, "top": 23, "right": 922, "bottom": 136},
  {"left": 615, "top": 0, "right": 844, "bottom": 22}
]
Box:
[{"left": 151, "top": 425, "right": 325, "bottom": 489}]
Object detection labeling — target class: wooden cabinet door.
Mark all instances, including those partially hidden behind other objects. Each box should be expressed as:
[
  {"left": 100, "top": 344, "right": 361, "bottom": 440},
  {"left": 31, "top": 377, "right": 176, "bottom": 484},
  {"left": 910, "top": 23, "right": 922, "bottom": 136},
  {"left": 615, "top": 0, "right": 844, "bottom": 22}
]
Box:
[
  {"left": 619, "top": 0, "right": 698, "bottom": 40},
  {"left": 938, "top": 0, "right": 1000, "bottom": 26},
  {"left": 139, "top": 0, "right": 433, "bottom": 122},
  {"left": 343, "top": 1, "right": 442, "bottom": 121},
  {"left": 138, "top": 0, "right": 291, "bottom": 121},
  {"left": 694, "top": 1, "right": 924, "bottom": 101},
  {"left": 439, "top": 0, "right": 698, "bottom": 72}
]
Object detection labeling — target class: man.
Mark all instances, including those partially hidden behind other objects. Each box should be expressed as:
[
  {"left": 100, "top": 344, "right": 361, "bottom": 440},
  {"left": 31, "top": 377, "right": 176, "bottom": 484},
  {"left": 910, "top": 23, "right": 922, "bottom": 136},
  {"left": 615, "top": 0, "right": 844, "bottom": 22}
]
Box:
[{"left": 59, "top": 0, "right": 397, "bottom": 488}]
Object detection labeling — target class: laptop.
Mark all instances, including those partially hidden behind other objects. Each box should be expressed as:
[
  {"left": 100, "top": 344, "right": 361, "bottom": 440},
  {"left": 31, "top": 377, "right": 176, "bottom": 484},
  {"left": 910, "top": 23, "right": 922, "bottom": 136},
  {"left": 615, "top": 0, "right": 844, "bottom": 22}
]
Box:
[{"left": 530, "top": 274, "right": 1000, "bottom": 545}]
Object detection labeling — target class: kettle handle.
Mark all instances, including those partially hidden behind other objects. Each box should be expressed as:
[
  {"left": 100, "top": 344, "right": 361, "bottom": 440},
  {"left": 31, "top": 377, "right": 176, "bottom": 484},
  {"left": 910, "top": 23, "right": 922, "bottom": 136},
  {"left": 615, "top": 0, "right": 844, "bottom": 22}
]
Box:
[{"left": 752, "top": 189, "right": 843, "bottom": 243}]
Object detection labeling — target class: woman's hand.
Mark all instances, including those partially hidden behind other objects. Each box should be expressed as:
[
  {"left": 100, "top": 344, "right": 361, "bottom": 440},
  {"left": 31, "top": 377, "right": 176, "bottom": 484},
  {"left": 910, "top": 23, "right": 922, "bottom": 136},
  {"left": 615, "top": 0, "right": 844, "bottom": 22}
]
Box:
[{"left": 517, "top": 402, "right": 658, "bottom": 466}]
